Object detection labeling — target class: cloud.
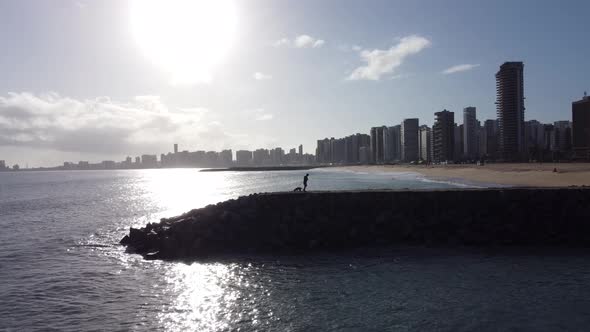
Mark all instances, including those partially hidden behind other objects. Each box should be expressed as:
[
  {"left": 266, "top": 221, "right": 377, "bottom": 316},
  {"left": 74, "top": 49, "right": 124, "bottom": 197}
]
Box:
[
  {"left": 294, "top": 35, "right": 324, "bottom": 48},
  {"left": 347, "top": 35, "right": 431, "bottom": 81},
  {"left": 273, "top": 35, "right": 325, "bottom": 48},
  {"left": 253, "top": 72, "right": 272, "bottom": 80},
  {"left": 0, "top": 92, "right": 235, "bottom": 157},
  {"left": 441, "top": 63, "right": 480, "bottom": 74},
  {"left": 273, "top": 38, "right": 290, "bottom": 47},
  {"left": 244, "top": 108, "right": 274, "bottom": 121}
]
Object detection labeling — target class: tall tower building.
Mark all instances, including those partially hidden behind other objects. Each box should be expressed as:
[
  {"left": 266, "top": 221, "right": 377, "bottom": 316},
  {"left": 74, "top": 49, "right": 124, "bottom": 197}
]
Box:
[
  {"left": 454, "top": 124, "right": 464, "bottom": 161},
  {"left": 496, "top": 62, "right": 525, "bottom": 161},
  {"left": 298, "top": 144, "right": 303, "bottom": 156},
  {"left": 370, "top": 126, "right": 386, "bottom": 164},
  {"left": 418, "top": 125, "right": 432, "bottom": 162},
  {"left": 572, "top": 94, "right": 590, "bottom": 160},
  {"left": 174, "top": 143, "right": 179, "bottom": 154},
  {"left": 400, "top": 118, "right": 419, "bottom": 162},
  {"left": 463, "top": 107, "right": 478, "bottom": 160},
  {"left": 383, "top": 125, "right": 401, "bottom": 162},
  {"left": 432, "top": 110, "right": 455, "bottom": 162}
]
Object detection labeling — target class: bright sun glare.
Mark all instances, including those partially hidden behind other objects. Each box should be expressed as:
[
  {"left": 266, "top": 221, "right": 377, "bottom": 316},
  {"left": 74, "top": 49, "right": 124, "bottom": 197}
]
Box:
[{"left": 130, "top": 0, "right": 237, "bottom": 84}]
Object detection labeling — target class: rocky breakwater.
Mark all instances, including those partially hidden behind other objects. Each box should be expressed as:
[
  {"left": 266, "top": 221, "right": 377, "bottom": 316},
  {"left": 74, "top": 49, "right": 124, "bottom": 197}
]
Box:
[{"left": 120, "top": 188, "right": 590, "bottom": 260}]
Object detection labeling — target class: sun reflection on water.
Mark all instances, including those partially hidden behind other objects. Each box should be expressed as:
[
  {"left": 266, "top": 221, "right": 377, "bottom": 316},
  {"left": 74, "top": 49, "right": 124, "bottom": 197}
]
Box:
[
  {"left": 141, "top": 169, "right": 233, "bottom": 218},
  {"left": 107, "top": 169, "right": 282, "bottom": 330},
  {"left": 157, "top": 262, "right": 273, "bottom": 331}
]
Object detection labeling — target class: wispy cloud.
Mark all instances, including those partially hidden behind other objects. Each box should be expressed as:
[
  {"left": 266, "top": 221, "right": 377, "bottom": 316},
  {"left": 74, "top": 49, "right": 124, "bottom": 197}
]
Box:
[
  {"left": 273, "top": 34, "right": 325, "bottom": 48},
  {"left": 245, "top": 108, "right": 274, "bottom": 121},
  {"left": 0, "top": 92, "right": 235, "bottom": 155},
  {"left": 348, "top": 35, "right": 431, "bottom": 81},
  {"left": 253, "top": 72, "right": 272, "bottom": 80},
  {"left": 441, "top": 63, "right": 480, "bottom": 75}
]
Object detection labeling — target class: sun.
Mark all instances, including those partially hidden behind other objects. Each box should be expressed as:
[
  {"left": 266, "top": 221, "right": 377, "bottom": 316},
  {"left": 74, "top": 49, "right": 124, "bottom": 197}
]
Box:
[{"left": 130, "top": 0, "right": 237, "bottom": 84}]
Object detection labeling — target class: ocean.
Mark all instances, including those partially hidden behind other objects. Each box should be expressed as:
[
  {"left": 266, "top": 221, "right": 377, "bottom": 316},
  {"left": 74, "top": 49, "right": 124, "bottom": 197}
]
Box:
[{"left": 2, "top": 168, "right": 590, "bottom": 331}]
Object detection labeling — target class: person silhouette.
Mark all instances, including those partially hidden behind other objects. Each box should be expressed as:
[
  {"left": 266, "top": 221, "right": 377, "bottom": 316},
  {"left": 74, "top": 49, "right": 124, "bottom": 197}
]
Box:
[{"left": 303, "top": 173, "right": 309, "bottom": 192}]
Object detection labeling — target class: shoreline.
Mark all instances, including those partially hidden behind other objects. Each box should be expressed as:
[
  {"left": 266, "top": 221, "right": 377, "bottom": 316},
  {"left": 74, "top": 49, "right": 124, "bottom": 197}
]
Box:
[{"left": 333, "top": 163, "right": 590, "bottom": 187}]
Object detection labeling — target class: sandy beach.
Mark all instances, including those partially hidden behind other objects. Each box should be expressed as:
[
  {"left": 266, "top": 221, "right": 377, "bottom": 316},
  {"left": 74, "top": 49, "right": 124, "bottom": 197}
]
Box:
[{"left": 336, "top": 163, "right": 590, "bottom": 187}]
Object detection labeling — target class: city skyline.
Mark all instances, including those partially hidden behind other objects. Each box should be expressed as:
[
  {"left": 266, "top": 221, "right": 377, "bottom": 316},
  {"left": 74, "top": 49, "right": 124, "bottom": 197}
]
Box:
[
  {"left": 1, "top": 0, "right": 589, "bottom": 167},
  {"left": 1, "top": 85, "right": 584, "bottom": 169}
]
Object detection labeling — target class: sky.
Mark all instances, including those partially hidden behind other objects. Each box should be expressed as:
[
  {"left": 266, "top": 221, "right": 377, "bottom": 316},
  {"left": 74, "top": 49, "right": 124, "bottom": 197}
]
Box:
[{"left": 0, "top": 0, "right": 589, "bottom": 167}]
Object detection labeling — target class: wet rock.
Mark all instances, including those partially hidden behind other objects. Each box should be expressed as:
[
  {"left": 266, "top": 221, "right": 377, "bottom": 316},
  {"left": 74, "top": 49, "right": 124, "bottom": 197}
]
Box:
[{"left": 119, "top": 235, "right": 130, "bottom": 245}]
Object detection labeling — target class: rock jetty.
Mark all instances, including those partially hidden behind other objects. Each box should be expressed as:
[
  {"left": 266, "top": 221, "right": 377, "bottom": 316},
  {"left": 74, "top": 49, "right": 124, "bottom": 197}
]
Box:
[{"left": 120, "top": 188, "right": 590, "bottom": 260}]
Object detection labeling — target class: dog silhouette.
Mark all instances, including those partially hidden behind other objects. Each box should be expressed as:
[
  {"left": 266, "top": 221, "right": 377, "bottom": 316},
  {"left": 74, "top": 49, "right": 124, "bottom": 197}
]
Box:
[{"left": 293, "top": 187, "right": 302, "bottom": 192}]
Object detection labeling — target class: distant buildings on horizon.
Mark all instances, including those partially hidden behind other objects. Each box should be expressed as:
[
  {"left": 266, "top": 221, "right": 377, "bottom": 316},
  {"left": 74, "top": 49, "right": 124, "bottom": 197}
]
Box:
[
  {"left": 33, "top": 143, "right": 316, "bottom": 171},
  {"left": 3, "top": 61, "right": 590, "bottom": 171}
]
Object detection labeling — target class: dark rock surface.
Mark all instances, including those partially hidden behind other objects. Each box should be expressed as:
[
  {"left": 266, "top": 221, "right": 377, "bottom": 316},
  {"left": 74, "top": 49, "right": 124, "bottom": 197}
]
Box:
[{"left": 120, "top": 188, "right": 590, "bottom": 260}]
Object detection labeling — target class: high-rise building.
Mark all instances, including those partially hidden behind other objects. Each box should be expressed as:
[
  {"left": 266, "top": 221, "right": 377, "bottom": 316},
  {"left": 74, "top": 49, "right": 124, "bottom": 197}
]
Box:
[
  {"left": 298, "top": 144, "right": 303, "bottom": 156},
  {"left": 370, "top": 127, "right": 377, "bottom": 163},
  {"left": 270, "top": 147, "right": 285, "bottom": 165},
  {"left": 496, "top": 61, "right": 525, "bottom": 161},
  {"left": 477, "top": 124, "right": 487, "bottom": 158},
  {"left": 174, "top": 143, "right": 178, "bottom": 154},
  {"left": 524, "top": 120, "right": 545, "bottom": 156},
  {"left": 463, "top": 107, "right": 478, "bottom": 160},
  {"left": 358, "top": 133, "right": 371, "bottom": 164},
  {"left": 401, "top": 118, "right": 419, "bottom": 162},
  {"left": 418, "top": 125, "right": 431, "bottom": 162},
  {"left": 236, "top": 150, "right": 253, "bottom": 166},
  {"left": 359, "top": 146, "right": 370, "bottom": 164},
  {"left": 433, "top": 110, "right": 455, "bottom": 162},
  {"left": 370, "top": 126, "right": 386, "bottom": 164},
  {"left": 330, "top": 138, "right": 346, "bottom": 163},
  {"left": 383, "top": 127, "right": 393, "bottom": 162},
  {"left": 253, "top": 149, "right": 270, "bottom": 165},
  {"left": 483, "top": 120, "right": 499, "bottom": 159},
  {"left": 454, "top": 124, "right": 464, "bottom": 161},
  {"left": 543, "top": 124, "right": 555, "bottom": 152},
  {"left": 572, "top": 94, "right": 590, "bottom": 160},
  {"left": 141, "top": 154, "right": 158, "bottom": 168},
  {"left": 0, "top": 160, "right": 6, "bottom": 170},
  {"left": 219, "top": 149, "right": 233, "bottom": 166},
  {"left": 344, "top": 135, "right": 357, "bottom": 163},
  {"left": 316, "top": 138, "right": 332, "bottom": 164},
  {"left": 552, "top": 121, "right": 572, "bottom": 153},
  {"left": 383, "top": 125, "right": 401, "bottom": 162}
]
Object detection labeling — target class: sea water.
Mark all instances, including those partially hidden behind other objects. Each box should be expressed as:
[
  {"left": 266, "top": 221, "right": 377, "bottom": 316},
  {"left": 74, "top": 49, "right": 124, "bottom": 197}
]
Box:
[{"left": 1, "top": 169, "right": 590, "bottom": 331}]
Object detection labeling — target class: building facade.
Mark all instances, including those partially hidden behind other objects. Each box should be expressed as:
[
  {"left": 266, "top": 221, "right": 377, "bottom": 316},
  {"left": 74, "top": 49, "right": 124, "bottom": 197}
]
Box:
[
  {"left": 432, "top": 110, "right": 455, "bottom": 162},
  {"left": 236, "top": 150, "right": 253, "bottom": 166},
  {"left": 496, "top": 61, "right": 525, "bottom": 161},
  {"left": 370, "top": 126, "right": 386, "bottom": 164},
  {"left": 400, "top": 118, "right": 419, "bottom": 162},
  {"left": 463, "top": 107, "right": 478, "bottom": 160},
  {"left": 572, "top": 95, "right": 590, "bottom": 160},
  {"left": 383, "top": 126, "right": 401, "bottom": 162},
  {"left": 418, "top": 125, "right": 432, "bottom": 162}
]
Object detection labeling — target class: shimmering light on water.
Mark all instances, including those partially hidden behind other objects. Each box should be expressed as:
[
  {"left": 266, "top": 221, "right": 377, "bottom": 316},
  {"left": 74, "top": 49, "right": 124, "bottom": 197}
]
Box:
[{"left": 141, "top": 169, "right": 233, "bottom": 217}]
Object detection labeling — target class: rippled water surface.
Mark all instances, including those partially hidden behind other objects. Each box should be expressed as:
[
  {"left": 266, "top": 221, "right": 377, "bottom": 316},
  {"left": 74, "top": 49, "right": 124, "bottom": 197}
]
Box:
[{"left": 2, "top": 169, "right": 590, "bottom": 331}]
